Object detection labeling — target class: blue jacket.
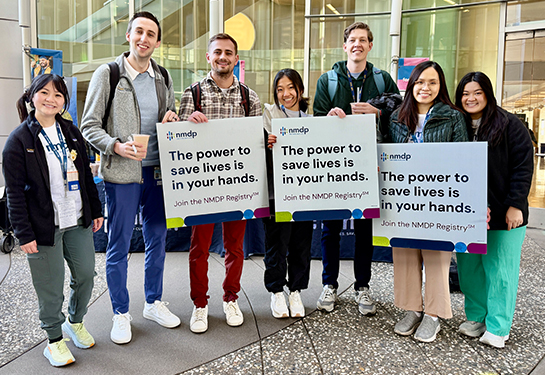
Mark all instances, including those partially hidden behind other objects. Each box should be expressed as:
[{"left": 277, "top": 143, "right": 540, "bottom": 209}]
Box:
[{"left": 3, "top": 113, "right": 103, "bottom": 246}]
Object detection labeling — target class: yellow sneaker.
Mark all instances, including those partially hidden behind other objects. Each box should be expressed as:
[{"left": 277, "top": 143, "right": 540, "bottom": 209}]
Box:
[
  {"left": 43, "top": 339, "right": 75, "bottom": 367},
  {"left": 62, "top": 318, "right": 95, "bottom": 349}
]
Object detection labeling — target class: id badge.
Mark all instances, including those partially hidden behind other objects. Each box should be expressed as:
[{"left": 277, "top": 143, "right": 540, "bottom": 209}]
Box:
[
  {"left": 67, "top": 168, "right": 80, "bottom": 192},
  {"left": 154, "top": 167, "right": 162, "bottom": 186},
  {"left": 55, "top": 197, "right": 78, "bottom": 230}
]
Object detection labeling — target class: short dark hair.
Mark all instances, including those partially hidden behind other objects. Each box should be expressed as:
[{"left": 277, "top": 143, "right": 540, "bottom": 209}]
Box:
[
  {"left": 344, "top": 22, "right": 373, "bottom": 43},
  {"left": 17, "top": 74, "right": 70, "bottom": 122},
  {"left": 455, "top": 71, "right": 505, "bottom": 146},
  {"left": 273, "top": 69, "right": 309, "bottom": 113},
  {"left": 127, "top": 11, "right": 161, "bottom": 42},
  {"left": 397, "top": 61, "right": 456, "bottom": 133},
  {"left": 208, "top": 33, "right": 238, "bottom": 55}
]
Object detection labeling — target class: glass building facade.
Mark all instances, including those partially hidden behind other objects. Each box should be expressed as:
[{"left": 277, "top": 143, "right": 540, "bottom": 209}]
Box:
[{"left": 35, "top": 0, "right": 544, "bottom": 138}]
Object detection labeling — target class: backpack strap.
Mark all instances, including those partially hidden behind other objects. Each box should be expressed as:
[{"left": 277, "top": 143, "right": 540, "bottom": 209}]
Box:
[
  {"left": 326, "top": 70, "right": 337, "bottom": 102},
  {"left": 239, "top": 82, "right": 250, "bottom": 117},
  {"left": 191, "top": 82, "right": 202, "bottom": 113},
  {"left": 372, "top": 67, "right": 385, "bottom": 96},
  {"left": 157, "top": 65, "right": 170, "bottom": 87},
  {"left": 103, "top": 62, "right": 120, "bottom": 130}
]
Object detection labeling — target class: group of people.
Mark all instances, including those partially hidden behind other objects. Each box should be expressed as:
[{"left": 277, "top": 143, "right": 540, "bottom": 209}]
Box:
[{"left": 2, "top": 11, "right": 533, "bottom": 368}]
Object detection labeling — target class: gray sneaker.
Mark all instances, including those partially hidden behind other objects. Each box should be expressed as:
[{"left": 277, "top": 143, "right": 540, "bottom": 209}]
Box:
[
  {"left": 394, "top": 311, "right": 422, "bottom": 336},
  {"left": 414, "top": 315, "right": 441, "bottom": 342},
  {"left": 459, "top": 320, "right": 486, "bottom": 337},
  {"left": 355, "top": 287, "right": 376, "bottom": 316},
  {"left": 317, "top": 285, "right": 337, "bottom": 312}
]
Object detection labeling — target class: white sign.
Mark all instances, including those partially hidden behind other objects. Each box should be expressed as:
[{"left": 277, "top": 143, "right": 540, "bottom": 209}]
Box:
[
  {"left": 157, "top": 118, "right": 269, "bottom": 228},
  {"left": 272, "top": 115, "right": 380, "bottom": 222},
  {"left": 373, "top": 142, "right": 488, "bottom": 253}
]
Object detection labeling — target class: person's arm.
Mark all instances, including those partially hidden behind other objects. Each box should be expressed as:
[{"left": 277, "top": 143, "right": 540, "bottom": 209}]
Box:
[
  {"left": 248, "top": 90, "right": 262, "bottom": 117},
  {"left": 2, "top": 134, "right": 36, "bottom": 247},
  {"left": 80, "top": 64, "right": 120, "bottom": 156},
  {"left": 161, "top": 69, "right": 179, "bottom": 123},
  {"left": 451, "top": 111, "right": 469, "bottom": 142},
  {"left": 178, "top": 86, "right": 208, "bottom": 123},
  {"left": 504, "top": 115, "right": 534, "bottom": 215},
  {"left": 313, "top": 74, "right": 332, "bottom": 117}
]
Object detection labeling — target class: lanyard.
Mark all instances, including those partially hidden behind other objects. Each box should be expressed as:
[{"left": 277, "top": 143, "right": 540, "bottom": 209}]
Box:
[
  {"left": 346, "top": 68, "right": 367, "bottom": 103},
  {"left": 40, "top": 123, "right": 68, "bottom": 186},
  {"left": 280, "top": 105, "right": 301, "bottom": 118},
  {"left": 411, "top": 107, "right": 433, "bottom": 143}
]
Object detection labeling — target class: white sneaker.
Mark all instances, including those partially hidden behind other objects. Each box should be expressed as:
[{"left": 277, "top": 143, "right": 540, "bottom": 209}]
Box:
[
  {"left": 111, "top": 312, "right": 132, "bottom": 344},
  {"left": 317, "top": 285, "right": 337, "bottom": 312},
  {"left": 223, "top": 301, "right": 244, "bottom": 327},
  {"left": 289, "top": 291, "right": 305, "bottom": 318},
  {"left": 270, "top": 292, "right": 289, "bottom": 319},
  {"left": 190, "top": 305, "right": 208, "bottom": 333},
  {"left": 480, "top": 330, "right": 507, "bottom": 348},
  {"left": 143, "top": 300, "right": 181, "bottom": 328}
]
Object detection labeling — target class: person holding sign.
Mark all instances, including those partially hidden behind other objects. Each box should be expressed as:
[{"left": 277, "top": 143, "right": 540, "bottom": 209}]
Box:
[
  {"left": 389, "top": 61, "right": 468, "bottom": 342},
  {"left": 178, "top": 33, "right": 262, "bottom": 333},
  {"left": 263, "top": 69, "right": 313, "bottom": 318},
  {"left": 81, "top": 12, "right": 181, "bottom": 345},
  {"left": 313, "top": 22, "right": 399, "bottom": 316},
  {"left": 3, "top": 74, "right": 103, "bottom": 367},
  {"left": 455, "top": 72, "right": 533, "bottom": 348}
]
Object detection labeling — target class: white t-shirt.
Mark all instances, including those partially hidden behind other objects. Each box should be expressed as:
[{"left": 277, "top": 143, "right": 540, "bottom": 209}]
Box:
[
  {"left": 411, "top": 114, "right": 426, "bottom": 143},
  {"left": 38, "top": 124, "right": 83, "bottom": 225}
]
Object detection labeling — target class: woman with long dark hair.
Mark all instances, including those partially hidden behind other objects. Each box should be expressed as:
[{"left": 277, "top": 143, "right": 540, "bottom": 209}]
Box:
[
  {"left": 389, "top": 61, "right": 468, "bottom": 342},
  {"left": 455, "top": 71, "right": 533, "bottom": 348},
  {"left": 3, "top": 74, "right": 103, "bottom": 366},
  {"left": 263, "top": 69, "right": 313, "bottom": 319}
]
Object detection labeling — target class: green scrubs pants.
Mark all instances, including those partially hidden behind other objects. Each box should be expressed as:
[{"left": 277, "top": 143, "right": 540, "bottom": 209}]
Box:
[
  {"left": 27, "top": 224, "right": 96, "bottom": 340},
  {"left": 456, "top": 226, "right": 525, "bottom": 336}
]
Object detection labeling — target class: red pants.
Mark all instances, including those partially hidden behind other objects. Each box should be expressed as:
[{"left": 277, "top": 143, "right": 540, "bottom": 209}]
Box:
[{"left": 189, "top": 221, "right": 246, "bottom": 308}]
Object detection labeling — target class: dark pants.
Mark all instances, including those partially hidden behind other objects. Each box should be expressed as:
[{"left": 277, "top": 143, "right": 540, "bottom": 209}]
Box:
[
  {"left": 321, "top": 219, "right": 373, "bottom": 289},
  {"left": 263, "top": 218, "right": 313, "bottom": 293}
]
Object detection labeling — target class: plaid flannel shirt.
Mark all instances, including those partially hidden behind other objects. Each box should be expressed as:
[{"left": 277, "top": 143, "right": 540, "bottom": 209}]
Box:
[{"left": 178, "top": 72, "right": 262, "bottom": 120}]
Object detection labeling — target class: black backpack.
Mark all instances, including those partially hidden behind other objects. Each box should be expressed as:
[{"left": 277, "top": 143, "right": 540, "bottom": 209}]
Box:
[
  {"left": 190, "top": 81, "right": 251, "bottom": 117},
  {"left": 102, "top": 61, "right": 170, "bottom": 130}
]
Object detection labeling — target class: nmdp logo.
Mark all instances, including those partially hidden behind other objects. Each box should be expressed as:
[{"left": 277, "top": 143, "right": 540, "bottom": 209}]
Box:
[
  {"left": 381, "top": 152, "right": 411, "bottom": 162},
  {"left": 166, "top": 131, "right": 174, "bottom": 141},
  {"left": 280, "top": 127, "right": 287, "bottom": 136}
]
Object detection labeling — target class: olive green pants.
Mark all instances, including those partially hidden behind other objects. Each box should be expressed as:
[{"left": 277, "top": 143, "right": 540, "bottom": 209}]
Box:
[{"left": 27, "top": 224, "right": 96, "bottom": 340}]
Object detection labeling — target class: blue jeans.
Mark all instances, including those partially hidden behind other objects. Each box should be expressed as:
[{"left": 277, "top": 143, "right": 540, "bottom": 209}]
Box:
[
  {"left": 320, "top": 219, "right": 373, "bottom": 289},
  {"left": 104, "top": 166, "right": 167, "bottom": 314}
]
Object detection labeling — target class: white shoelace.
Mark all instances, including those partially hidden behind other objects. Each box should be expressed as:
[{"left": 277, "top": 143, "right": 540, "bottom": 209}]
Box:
[
  {"left": 194, "top": 308, "right": 207, "bottom": 321},
  {"left": 113, "top": 313, "right": 132, "bottom": 330}
]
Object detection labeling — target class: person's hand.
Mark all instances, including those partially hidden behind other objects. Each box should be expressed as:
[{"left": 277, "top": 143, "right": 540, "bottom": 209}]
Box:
[
  {"left": 114, "top": 141, "right": 146, "bottom": 161},
  {"left": 267, "top": 134, "right": 277, "bottom": 149},
  {"left": 487, "top": 207, "right": 491, "bottom": 230},
  {"left": 505, "top": 206, "right": 523, "bottom": 231},
  {"left": 21, "top": 240, "right": 38, "bottom": 254},
  {"left": 327, "top": 107, "right": 346, "bottom": 118},
  {"left": 188, "top": 111, "right": 208, "bottom": 123},
  {"left": 350, "top": 102, "right": 379, "bottom": 116},
  {"left": 161, "top": 110, "right": 179, "bottom": 123},
  {"left": 92, "top": 218, "right": 104, "bottom": 232}
]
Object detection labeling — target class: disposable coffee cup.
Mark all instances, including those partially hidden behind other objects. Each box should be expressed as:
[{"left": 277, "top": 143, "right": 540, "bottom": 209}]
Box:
[
  {"left": 350, "top": 102, "right": 363, "bottom": 114},
  {"left": 132, "top": 134, "right": 150, "bottom": 150}
]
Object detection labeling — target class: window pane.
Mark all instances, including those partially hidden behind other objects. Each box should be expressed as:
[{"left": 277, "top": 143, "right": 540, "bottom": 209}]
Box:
[
  {"left": 401, "top": 4, "right": 500, "bottom": 98},
  {"left": 402, "top": 0, "right": 497, "bottom": 11},
  {"left": 507, "top": 0, "right": 545, "bottom": 27},
  {"left": 310, "top": 0, "right": 390, "bottom": 15}
]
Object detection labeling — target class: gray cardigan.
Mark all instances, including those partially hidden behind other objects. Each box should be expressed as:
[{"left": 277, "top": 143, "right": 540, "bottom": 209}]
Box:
[{"left": 81, "top": 52, "right": 176, "bottom": 184}]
